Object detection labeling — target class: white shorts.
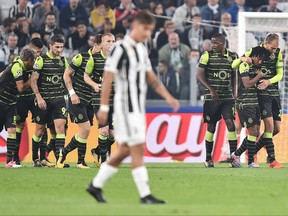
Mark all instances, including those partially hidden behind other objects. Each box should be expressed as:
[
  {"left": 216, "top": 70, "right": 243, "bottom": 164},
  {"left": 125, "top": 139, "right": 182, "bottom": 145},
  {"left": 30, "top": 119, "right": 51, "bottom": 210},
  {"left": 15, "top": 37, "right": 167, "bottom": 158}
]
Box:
[{"left": 113, "top": 112, "right": 146, "bottom": 146}]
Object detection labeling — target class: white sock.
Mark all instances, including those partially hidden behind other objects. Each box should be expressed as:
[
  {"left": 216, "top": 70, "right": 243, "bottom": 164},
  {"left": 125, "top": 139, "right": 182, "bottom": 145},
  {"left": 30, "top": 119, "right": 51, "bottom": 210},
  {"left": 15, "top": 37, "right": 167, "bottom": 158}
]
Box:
[
  {"left": 131, "top": 166, "right": 151, "bottom": 198},
  {"left": 92, "top": 164, "right": 118, "bottom": 188}
]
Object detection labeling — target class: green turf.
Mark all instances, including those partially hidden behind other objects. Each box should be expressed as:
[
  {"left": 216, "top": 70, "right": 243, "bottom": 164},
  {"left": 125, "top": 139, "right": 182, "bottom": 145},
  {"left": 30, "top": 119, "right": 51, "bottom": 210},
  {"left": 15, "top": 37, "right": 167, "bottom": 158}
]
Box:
[{"left": 1, "top": 163, "right": 288, "bottom": 216}]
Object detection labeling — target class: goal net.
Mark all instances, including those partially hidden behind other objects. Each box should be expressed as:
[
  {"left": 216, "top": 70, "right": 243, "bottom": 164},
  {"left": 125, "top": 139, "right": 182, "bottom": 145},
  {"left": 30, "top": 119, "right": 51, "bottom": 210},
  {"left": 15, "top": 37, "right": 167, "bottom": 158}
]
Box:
[{"left": 228, "top": 12, "right": 288, "bottom": 163}]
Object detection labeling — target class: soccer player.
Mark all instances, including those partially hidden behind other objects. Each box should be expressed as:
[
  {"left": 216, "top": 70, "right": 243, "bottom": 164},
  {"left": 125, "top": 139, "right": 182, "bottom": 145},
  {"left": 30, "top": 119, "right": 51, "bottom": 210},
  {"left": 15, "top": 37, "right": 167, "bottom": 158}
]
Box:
[
  {"left": 0, "top": 48, "right": 35, "bottom": 168},
  {"left": 197, "top": 33, "right": 239, "bottom": 168},
  {"left": 232, "top": 33, "right": 283, "bottom": 168},
  {"left": 83, "top": 33, "right": 115, "bottom": 166},
  {"left": 231, "top": 46, "right": 268, "bottom": 168},
  {"left": 30, "top": 34, "right": 69, "bottom": 167},
  {"left": 56, "top": 35, "right": 103, "bottom": 169},
  {"left": 86, "top": 11, "right": 179, "bottom": 204},
  {"left": 13, "top": 38, "right": 45, "bottom": 167}
]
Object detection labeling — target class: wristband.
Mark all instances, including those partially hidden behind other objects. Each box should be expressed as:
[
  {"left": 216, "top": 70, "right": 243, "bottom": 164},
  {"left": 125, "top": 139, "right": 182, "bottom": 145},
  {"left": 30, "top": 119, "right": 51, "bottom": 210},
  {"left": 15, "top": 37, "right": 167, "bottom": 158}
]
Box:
[
  {"left": 69, "top": 89, "right": 76, "bottom": 96},
  {"left": 99, "top": 104, "right": 109, "bottom": 112}
]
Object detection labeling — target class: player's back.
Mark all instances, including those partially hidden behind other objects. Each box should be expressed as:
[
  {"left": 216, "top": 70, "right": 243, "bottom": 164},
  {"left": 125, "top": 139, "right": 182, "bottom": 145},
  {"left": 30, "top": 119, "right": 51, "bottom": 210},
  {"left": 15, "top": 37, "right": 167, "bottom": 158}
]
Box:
[{"left": 105, "top": 35, "right": 152, "bottom": 115}]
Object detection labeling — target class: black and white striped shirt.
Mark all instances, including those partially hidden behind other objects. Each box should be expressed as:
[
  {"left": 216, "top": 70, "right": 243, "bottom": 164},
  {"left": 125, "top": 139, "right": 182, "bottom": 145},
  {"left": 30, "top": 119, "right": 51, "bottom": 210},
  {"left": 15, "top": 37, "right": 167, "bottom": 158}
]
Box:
[
  {"left": 9, "top": 5, "right": 32, "bottom": 19},
  {"left": 104, "top": 35, "right": 152, "bottom": 114}
]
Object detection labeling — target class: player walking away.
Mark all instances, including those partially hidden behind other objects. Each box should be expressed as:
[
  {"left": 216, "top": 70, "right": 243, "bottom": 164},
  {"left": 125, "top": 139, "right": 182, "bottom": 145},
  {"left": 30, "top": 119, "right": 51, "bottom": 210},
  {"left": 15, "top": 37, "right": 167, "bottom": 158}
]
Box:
[
  {"left": 83, "top": 33, "right": 115, "bottom": 167},
  {"left": 197, "top": 33, "right": 239, "bottom": 168},
  {"left": 86, "top": 11, "right": 179, "bottom": 204},
  {"left": 13, "top": 38, "right": 46, "bottom": 167},
  {"left": 232, "top": 33, "right": 284, "bottom": 168},
  {"left": 0, "top": 48, "right": 35, "bottom": 168},
  {"left": 231, "top": 47, "right": 268, "bottom": 168},
  {"left": 56, "top": 35, "right": 102, "bottom": 169},
  {"left": 30, "top": 34, "right": 69, "bottom": 167}
]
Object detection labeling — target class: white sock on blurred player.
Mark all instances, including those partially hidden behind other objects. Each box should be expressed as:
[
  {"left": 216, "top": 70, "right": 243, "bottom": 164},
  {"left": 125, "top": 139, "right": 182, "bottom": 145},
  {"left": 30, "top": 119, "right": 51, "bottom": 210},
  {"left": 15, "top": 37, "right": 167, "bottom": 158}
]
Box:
[
  {"left": 92, "top": 164, "right": 118, "bottom": 188},
  {"left": 132, "top": 166, "right": 151, "bottom": 198}
]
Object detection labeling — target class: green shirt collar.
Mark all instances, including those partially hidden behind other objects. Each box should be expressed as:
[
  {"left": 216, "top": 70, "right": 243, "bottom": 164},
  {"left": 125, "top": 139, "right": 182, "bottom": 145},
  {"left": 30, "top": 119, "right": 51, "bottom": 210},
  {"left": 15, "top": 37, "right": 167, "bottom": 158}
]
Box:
[
  {"left": 88, "top": 48, "right": 92, "bottom": 56},
  {"left": 100, "top": 50, "right": 107, "bottom": 59},
  {"left": 46, "top": 51, "right": 61, "bottom": 59}
]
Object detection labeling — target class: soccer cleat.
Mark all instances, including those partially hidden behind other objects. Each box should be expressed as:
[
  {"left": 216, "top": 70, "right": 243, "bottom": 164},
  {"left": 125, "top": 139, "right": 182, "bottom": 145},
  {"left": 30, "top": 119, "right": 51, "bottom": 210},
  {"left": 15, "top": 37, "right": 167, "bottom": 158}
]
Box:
[
  {"left": 5, "top": 161, "right": 15, "bottom": 168},
  {"left": 77, "top": 162, "right": 90, "bottom": 169},
  {"left": 229, "top": 152, "right": 242, "bottom": 168},
  {"left": 64, "top": 163, "right": 70, "bottom": 168},
  {"left": 56, "top": 149, "right": 65, "bottom": 169},
  {"left": 247, "top": 162, "right": 259, "bottom": 168},
  {"left": 91, "top": 148, "right": 101, "bottom": 168},
  {"left": 41, "top": 159, "right": 55, "bottom": 167},
  {"left": 269, "top": 160, "right": 284, "bottom": 168},
  {"left": 140, "top": 195, "right": 166, "bottom": 204},
  {"left": 86, "top": 183, "right": 107, "bottom": 203},
  {"left": 33, "top": 159, "right": 43, "bottom": 167},
  {"left": 204, "top": 160, "right": 214, "bottom": 168},
  {"left": 13, "top": 160, "right": 23, "bottom": 168}
]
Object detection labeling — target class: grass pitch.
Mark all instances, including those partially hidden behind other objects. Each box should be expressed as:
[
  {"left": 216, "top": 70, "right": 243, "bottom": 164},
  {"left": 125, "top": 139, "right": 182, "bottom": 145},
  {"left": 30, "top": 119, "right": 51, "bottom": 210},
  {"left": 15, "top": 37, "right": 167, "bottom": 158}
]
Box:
[{"left": 1, "top": 163, "right": 288, "bottom": 216}]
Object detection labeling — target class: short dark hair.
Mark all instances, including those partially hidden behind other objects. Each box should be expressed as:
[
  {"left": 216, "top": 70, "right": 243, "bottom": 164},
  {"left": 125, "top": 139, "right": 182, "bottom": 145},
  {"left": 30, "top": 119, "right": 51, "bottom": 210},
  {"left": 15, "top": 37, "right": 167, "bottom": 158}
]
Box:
[
  {"left": 49, "top": 34, "right": 65, "bottom": 45},
  {"left": 3, "top": 17, "right": 16, "bottom": 28},
  {"left": 159, "top": 60, "right": 169, "bottom": 68},
  {"left": 250, "top": 46, "right": 269, "bottom": 59},
  {"left": 30, "top": 38, "right": 44, "bottom": 49},
  {"left": 45, "top": 12, "right": 56, "bottom": 19},
  {"left": 15, "top": 12, "right": 26, "bottom": 20},
  {"left": 95, "top": 34, "right": 103, "bottom": 45},
  {"left": 20, "top": 48, "right": 35, "bottom": 61},
  {"left": 115, "top": 33, "right": 124, "bottom": 40},
  {"left": 76, "top": 20, "right": 86, "bottom": 26},
  {"left": 133, "top": 10, "right": 156, "bottom": 25},
  {"left": 265, "top": 33, "right": 279, "bottom": 44},
  {"left": 211, "top": 33, "right": 226, "bottom": 44}
]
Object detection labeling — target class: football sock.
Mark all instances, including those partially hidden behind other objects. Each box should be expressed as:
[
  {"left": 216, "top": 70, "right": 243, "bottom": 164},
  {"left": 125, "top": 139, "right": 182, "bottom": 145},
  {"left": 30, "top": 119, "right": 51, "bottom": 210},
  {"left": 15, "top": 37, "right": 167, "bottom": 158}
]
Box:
[
  {"left": 132, "top": 166, "right": 151, "bottom": 198},
  {"left": 46, "top": 134, "right": 56, "bottom": 155},
  {"left": 55, "top": 134, "right": 65, "bottom": 160},
  {"left": 6, "top": 134, "right": 16, "bottom": 163},
  {"left": 205, "top": 131, "right": 214, "bottom": 161},
  {"left": 107, "top": 137, "right": 115, "bottom": 156},
  {"left": 39, "top": 129, "right": 48, "bottom": 161},
  {"left": 247, "top": 135, "right": 256, "bottom": 164},
  {"left": 76, "top": 135, "right": 87, "bottom": 164},
  {"left": 14, "top": 127, "right": 23, "bottom": 162},
  {"left": 32, "top": 135, "right": 42, "bottom": 161},
  {"left": 62, "top": 135, "right": 78, "bottom": 156},
  {"left": 263, "top": 132, "right": 275, "bottom": 163},
  {"left": 234, "top": 137, "right": 247, "bottom": 156},
  {"left": 255, "top": 135, "right": 265, "bottom": 154},
  {"left": 92, "top": 163, "right": 118, "bottom": 188},
  {"left": 98, "top": 134, "right": 108, "bottom": 163},
  {"left": 228, "top": 131, "right": 237, "bottom": 154}
]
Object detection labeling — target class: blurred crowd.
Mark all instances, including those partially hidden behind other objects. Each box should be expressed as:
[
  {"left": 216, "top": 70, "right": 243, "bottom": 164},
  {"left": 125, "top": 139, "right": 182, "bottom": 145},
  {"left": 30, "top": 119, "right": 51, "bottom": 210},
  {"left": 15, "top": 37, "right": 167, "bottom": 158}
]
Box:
[{"left": 0, "top": 0, "right": 287, "bottom": 101}]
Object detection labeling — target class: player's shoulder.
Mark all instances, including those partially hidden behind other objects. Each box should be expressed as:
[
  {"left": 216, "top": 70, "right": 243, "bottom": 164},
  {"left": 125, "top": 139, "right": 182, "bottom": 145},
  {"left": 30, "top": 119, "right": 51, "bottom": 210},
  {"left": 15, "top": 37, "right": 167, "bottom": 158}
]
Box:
[
  {"left": 239, "top": 62, "right": 250, "bottom": 72},
  {"left": 34, "top": 56, "right": 44, "bottom": 70}
]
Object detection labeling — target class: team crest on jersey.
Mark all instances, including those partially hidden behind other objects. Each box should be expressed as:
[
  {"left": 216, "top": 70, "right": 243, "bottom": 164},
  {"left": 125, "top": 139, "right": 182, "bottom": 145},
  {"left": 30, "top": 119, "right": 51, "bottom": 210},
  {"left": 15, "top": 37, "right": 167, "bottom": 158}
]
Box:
[
  {"left": 248, "top": 118, "right": 253, "bottom": 124},
  {"left": 59, "top": 60, "right": 64, "bottom": 67},
  {"left": 36, "top": 116, "right": 40, "bottom": 122},
  {"left": 270, "top": 53, "right": 275, "bottom": 60},
  {"left": 262, "top": 110, "right": 267, "bottom": 116},
  {"left": 206, "top": 116, "right": 210, "bottom": 121},
  {"left": 78, "top": 114, "right": 83, "bottom": 120}
]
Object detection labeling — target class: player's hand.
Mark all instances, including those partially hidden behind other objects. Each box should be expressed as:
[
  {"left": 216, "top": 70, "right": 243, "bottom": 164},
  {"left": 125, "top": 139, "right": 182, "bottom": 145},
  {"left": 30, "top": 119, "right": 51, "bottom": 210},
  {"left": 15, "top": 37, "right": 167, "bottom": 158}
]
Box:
[
  {"left": 97, "top": 110, "right": 108, "bottom": 127},
  {"left": 71, "top": 94, "right": 80, "bottom": 105},
  {"left": 167, "top": 97, "right": 180, "bottom": 112},
  {"left": 210, "top": 89, "right": 219, "bottom": 102},
  {"left": 37, "top": 97, "right": 46, "bottom": 110},
  {"left": 240, "top": 56, "right": 252, "bottom": 64},
  {"left": 258, "top": 79, "right": 270, "bottom": 90},
  {"left": 94, "top": 84, "right": 102, "bottom": 93}
]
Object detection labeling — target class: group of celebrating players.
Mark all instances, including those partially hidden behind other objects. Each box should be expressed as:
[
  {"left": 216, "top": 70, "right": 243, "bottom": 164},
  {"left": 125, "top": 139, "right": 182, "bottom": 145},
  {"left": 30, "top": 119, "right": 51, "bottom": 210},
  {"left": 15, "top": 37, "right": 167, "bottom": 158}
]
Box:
[
  {"left": 197, "top": 32, "right": 284, "bottom": 168},
  {"left": 0, "top": 31, "right": 117, "bottom": 169}
]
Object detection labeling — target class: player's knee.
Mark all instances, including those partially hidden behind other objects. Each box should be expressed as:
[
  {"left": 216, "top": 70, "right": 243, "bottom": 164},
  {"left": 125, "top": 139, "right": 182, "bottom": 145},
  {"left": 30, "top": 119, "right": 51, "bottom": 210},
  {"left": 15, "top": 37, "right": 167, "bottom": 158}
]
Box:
[
  {"left": 225, "top": 120, "right": 235, "bottom": 131},
  {"left": 273, "top": 123, "right": 281, "bottom": 136},
  {"left": 35, "top": 124, "right": 45, "bottom": 137},
  {"left": 100, "top": 129, "right": 109, "bottom": 137},
  {"left": 207, "top": 124, "right": 216, "bottom": 133}
]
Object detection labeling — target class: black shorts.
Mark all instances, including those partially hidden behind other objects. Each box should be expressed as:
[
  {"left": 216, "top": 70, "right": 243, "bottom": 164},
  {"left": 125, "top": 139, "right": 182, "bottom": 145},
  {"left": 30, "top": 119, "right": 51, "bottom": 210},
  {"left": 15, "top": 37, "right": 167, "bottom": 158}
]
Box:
[
  {"left": 0, "top": 103, "right": 16, "bottom": 129},
  {"left": 203, "top": 100, "right": 235, "bottom": 124},
  {"left": 34, "top": 98, "right": 68, "bottom": 125},
  {"left": 69, "top": 99, "right": 94, "bottom": 125},
  {"left": 16, "top": 95, "right": 36, "bottom": 123},
  {"left": 94, "top": 105, "right": 114, "bottom": 129},
  {"left": 237, "top": 106, "right": 261, "bottom": 128},
  {"left": 258, "top": 95, "right": 282, "bottom": 121}
]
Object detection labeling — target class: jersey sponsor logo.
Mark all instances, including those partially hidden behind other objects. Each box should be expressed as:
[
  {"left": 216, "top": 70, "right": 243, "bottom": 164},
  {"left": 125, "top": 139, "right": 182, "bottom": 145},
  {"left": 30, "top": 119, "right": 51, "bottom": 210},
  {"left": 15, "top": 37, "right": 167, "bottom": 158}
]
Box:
[
  {"left": 213, "top": 70, "right": 231, "bottom": 80},
  {"left": 261, "top": 68, "right": 271, "bottom": 76},
  {"left": 46, "top": 75, "right": 63, "bottom": 84}
]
